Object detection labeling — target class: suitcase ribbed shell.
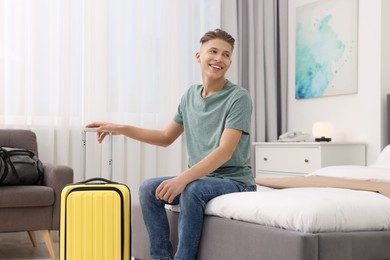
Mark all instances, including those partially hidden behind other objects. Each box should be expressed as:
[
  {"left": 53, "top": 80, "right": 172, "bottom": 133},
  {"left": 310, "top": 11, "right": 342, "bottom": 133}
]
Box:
[{"left": 60, "top": 182, "right": 131, "bottom": 260}]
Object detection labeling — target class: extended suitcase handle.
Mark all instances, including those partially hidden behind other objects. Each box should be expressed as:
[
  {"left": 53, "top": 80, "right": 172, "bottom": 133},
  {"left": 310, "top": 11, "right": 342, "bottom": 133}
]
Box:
[
  {"left": 76, "top": 177, "right": 118, "bottom": 185},
  {"left": 82, "top": 128, "right": 113, "bottom": 180}
]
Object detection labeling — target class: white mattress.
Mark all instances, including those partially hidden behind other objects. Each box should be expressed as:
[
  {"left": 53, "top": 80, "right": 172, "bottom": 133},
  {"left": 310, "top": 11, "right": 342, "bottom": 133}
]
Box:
[{"left": 204, "top": 165, "right": 390, "bottom": 233}]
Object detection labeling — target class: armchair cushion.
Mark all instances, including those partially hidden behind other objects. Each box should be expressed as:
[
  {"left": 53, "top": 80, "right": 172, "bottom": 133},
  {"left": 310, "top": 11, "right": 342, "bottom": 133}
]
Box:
[{"left": 0, "top": 186, "right": 54, "bottom": 208}]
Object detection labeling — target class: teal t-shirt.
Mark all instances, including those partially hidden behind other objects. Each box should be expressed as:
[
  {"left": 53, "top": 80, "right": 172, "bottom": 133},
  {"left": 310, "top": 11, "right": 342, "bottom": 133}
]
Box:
[{"left": 173, "top": 80, "right": 255, "bottom": 186}]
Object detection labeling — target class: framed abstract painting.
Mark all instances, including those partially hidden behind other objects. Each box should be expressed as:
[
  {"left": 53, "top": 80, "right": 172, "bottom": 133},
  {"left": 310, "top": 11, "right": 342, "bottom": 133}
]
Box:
[{"left": 292, "top": 0, "right": 359, "bottom": 99}]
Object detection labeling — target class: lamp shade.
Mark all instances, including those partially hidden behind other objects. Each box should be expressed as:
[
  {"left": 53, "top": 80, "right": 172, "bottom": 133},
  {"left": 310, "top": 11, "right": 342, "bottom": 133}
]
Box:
[{"left": 312, "top": 122, "right": 334, "bottom": 142}]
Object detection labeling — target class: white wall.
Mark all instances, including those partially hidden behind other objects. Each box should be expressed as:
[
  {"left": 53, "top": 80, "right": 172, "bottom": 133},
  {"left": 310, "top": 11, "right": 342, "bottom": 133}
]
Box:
[
  {"left": 381, "top": 0, "right": 390, "bottom": 148},
  {"left": 287, "top": 0, "right": 387, "bottom": 164}
]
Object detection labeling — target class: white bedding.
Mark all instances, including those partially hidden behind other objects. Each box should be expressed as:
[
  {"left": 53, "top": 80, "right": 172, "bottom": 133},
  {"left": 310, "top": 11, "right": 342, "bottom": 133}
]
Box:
[
  {"left": 308, "top": 165, "right": 390, "bottom": 182},
  {"left": 204, "top": 165, "right": 390, "bottom": 233}
]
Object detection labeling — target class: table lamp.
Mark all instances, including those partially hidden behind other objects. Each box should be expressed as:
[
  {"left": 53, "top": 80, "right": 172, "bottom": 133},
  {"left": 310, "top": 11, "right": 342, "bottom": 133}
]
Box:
[{"left": 312, "top": 122, "right": 334, "bottom": 142}]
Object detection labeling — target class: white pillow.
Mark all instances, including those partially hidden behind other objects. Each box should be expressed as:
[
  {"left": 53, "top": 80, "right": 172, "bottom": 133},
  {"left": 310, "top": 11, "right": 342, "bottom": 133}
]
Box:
[
  {"left": 308, "top": 165, "right": 390, "bottom": 182},
  {"left": 370, "top": 144, "right": 390, "bottom": 169}
]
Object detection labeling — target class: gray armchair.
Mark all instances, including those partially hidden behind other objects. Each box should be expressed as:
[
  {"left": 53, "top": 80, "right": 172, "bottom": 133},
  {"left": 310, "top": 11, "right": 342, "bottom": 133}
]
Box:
[{"left": 0, "top": 129, "right": 74, "bottom": 260}]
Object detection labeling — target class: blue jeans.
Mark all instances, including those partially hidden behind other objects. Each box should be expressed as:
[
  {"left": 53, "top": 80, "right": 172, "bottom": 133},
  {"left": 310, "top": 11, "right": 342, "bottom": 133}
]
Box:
[{"left": 138, "top": 176, "right": 257, "bottom": 260}]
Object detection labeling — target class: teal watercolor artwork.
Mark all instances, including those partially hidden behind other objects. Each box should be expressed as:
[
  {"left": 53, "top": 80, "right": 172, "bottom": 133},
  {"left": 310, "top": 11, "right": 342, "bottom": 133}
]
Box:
[{"left": 295, "top": 0, "right": 358, "bottom": 99}]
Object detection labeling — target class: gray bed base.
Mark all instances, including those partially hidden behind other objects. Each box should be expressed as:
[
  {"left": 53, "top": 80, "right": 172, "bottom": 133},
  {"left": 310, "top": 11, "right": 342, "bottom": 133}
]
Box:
[{"left": 131, "top": 202, "right": 390, "bottom": 260}]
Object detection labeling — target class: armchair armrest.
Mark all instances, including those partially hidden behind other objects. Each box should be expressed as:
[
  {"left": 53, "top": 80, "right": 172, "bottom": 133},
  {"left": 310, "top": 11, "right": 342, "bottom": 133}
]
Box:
[{"left": 43, "top": 163, "right": 74, "bottom": 230}]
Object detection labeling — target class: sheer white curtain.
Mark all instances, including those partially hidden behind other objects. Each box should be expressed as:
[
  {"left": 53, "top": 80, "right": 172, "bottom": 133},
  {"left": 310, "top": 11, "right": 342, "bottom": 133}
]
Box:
[{"left": 0, "top": 0, "right": 221, "bottom": 192}]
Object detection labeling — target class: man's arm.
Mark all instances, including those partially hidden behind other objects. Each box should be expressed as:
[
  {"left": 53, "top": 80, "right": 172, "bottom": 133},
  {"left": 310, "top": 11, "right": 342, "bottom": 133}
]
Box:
[
  {"left": 155, "top": 128, "right": 242, "bottom": 203},
  {"left": 85, "top": 120, "right": 184, "bottom": 147}
]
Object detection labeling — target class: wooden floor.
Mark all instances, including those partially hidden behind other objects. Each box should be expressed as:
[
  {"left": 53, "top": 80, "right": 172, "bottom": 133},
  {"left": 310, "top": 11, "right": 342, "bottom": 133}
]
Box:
[
  {"left": 0, "top": 232, "right": 58, "bottom": 260},
  {"left": 0, "top": 232, "right": 137, "bottom": 260}
]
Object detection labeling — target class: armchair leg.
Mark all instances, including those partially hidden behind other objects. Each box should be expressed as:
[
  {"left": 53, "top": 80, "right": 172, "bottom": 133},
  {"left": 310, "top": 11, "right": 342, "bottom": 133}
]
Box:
[
  {"left": 41, "top": 230, "right": 56, "bottom": 260},
  {"left": 27, "top": 231, "right": 38, "bottom": 247}
]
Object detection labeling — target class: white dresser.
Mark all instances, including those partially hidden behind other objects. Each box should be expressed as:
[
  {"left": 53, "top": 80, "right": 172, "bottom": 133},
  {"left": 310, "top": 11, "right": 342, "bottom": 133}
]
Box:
[{"left": 253, "top": 142, "right": 366, "bottom": 178}]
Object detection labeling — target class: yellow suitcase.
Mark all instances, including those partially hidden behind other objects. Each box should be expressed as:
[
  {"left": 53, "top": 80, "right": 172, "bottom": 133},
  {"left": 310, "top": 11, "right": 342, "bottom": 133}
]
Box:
[
  {"left": 60, "top": 129, "right": 131, "bottom": 260},
  {"left": 60, "top": 178, "right": 131, "bottom": 260}
]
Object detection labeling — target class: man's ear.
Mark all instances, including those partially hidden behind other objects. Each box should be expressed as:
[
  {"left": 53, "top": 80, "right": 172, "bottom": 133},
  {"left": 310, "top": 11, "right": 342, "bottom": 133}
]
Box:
[{"left": 195, "top": 52, "right": 200, "bottom": 63}]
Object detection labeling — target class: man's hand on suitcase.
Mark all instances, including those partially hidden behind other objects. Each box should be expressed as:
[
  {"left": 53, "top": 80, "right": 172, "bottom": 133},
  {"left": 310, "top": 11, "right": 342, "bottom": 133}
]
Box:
[{"left": 86, "top": 122, "right": 119, "bottom": 143}]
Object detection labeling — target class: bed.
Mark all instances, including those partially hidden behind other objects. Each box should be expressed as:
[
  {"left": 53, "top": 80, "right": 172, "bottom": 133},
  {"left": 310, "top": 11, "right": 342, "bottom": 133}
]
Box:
[{"left": 131, "top": 145, "right": 390, "bottom": 260}]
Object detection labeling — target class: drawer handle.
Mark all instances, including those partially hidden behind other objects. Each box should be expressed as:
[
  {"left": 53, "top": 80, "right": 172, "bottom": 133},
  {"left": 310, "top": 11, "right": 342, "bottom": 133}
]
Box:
[
  {"left": 304, "top": 159, "right": 309, "bottom": 163},
  {"left": 263, "top": 157, "right": 268, "bottom": 161}
]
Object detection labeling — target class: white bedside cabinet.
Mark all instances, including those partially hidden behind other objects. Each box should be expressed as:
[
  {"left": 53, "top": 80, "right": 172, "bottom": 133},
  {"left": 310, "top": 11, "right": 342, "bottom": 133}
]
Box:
[{"left": 253, "top": 142, "right": 366, "bottom": 178}]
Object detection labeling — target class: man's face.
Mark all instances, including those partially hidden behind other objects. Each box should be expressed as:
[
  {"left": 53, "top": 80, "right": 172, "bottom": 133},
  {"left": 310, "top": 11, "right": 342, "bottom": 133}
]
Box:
[{"left": 196, "top": 38, "right": 232, "bottom": 80}]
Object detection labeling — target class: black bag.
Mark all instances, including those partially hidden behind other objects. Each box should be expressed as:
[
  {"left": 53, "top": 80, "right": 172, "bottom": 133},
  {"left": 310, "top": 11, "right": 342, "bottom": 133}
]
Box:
[{"left": 0, "top": 147, "right": 44, "bottom": 185}]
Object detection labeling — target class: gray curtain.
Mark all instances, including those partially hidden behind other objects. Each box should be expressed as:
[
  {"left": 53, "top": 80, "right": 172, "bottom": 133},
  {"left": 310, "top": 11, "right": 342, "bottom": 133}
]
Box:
[{"left": 221, "top": 0, "right": 288, "bottom": 144}]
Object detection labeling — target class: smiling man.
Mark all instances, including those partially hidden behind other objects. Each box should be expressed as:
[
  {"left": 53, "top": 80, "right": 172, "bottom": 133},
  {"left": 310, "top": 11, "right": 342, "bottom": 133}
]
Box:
[{"left": 86, "top": 29, "right": 256, "bottom": 260}]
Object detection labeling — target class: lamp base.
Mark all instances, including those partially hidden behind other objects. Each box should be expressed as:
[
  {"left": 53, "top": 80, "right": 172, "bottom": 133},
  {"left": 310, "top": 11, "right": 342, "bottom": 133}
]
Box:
[{"left": 315, "top": 137, "right": 332, "bottom": 142}]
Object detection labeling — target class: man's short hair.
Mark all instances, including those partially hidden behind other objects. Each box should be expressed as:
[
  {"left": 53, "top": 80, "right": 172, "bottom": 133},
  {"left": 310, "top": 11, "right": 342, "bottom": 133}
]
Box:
[{"left": 200, "top": 29, "right": 235, "bottom": 51}]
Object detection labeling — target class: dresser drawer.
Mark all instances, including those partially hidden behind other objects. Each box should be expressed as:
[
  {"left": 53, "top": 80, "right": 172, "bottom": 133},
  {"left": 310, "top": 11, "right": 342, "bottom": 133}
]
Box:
[
  {"left": 256, "top": 147, "right": 321, "bottom": 174},
  {"left": 254, "top": 142, "right": 366, "bottom": 178}
]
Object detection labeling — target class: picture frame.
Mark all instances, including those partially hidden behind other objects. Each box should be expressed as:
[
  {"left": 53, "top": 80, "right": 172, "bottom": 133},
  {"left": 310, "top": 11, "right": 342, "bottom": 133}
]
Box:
[{"left": 290, "top": 0, "right": 359, "bottom": 99}]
